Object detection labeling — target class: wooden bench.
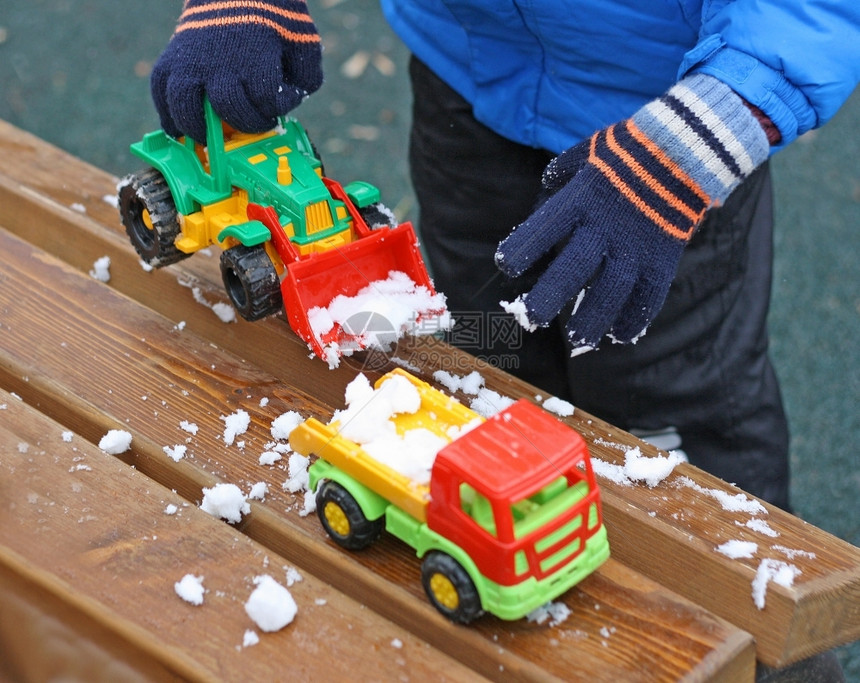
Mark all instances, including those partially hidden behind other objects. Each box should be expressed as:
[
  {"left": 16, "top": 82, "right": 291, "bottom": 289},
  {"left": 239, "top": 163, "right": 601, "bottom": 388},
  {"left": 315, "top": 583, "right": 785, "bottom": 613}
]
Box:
[{"left": 1, "top": 119, "right": 858, "bottom": 681}]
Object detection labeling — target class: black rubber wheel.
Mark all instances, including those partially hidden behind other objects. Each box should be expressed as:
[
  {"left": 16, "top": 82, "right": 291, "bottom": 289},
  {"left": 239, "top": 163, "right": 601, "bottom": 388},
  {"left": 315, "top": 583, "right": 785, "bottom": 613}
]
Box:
[
  {"left": 315, "top": 480, "right": 384, "bottom": 551},
  {"left": 310, "top": 140, "right": 325, "bottom": 176},
  {"left": 117, "top": 168, "right": 188, "bottom": 267},
  {"left": 358, "top": 202, "right": 395, "bottom": 230},
  {"left": 420, "top": 551, "right": 484, "bottom": 624},
  {"left": 219, "top": 245, "right": 282, "bottom": 321}
]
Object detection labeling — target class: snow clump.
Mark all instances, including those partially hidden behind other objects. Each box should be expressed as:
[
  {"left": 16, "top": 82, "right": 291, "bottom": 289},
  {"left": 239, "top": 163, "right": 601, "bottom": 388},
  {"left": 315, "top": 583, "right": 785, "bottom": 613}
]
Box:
[
  {"left": 527, "top": 601, "right": 572, "bottom": 627},
  {"left": 89, "top": 256, "right": 111, "bottom": 282},
  {"left": 179, "top": 420, "right": 199, "bottom": 435},
  {"left": 591, "top": 447, "right": 683, "bottom": 488},
  {"left": 270, "top": 410, "right": 303, "bottom": 441},
  {"left": 431, "top": 369, "right": 515, "bottom": 417},
  {"left": 248, "top": 482, "right": 268, "bottom": 501},
  {"left": 244, "top": 575, "right": 297, "bottom": 632},
  {"left": 622, "top": 447, "right": 685, "bottom": 487},
  {"left": 499, "top": 296, "right": 537, "bottom": 332},
  {"left": 284, "top": 453, "right": 310, "bottom": 493},
  {"left": 99, "top": 429, "right": 132, "bottom": 454},
  {"left": 675, "top": 476, "right": 767, "bottom": 515},
  {"left": 200, "top": 483, "right": 250, "bottom": 524},
  {"left": 716, "top": 540, "right": 758, "bottom": 559},
  {"left": 751, "top": 559, "right": 801, "bottom": 610},
  {"left": 220, "top": 409, "right": 250, "bottom": 446},
  {"left": 163, "top": 444, "right": 187, "bottom": 462},
  {"left": 542, "top": 396, "right": 575, "bottom": 417},
  {"left": 174, "top": 574, "right": 205, "bottom": 605}
]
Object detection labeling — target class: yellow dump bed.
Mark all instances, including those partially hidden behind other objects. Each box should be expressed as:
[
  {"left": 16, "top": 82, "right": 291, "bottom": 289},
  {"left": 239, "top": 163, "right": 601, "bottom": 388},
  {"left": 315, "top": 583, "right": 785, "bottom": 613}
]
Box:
[{"left": 289, "top": 369, "right": 483, "bottom": 523}]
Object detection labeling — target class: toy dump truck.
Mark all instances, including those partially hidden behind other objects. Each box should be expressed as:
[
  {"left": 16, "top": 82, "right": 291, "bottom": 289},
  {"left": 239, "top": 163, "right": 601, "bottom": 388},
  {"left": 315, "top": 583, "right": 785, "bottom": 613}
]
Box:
[
  {"left": 289, "top": 369, "right": 610, "bottom": 623},
  {"left": 117, "top": 100, "right": 443, "bottom": 361}
]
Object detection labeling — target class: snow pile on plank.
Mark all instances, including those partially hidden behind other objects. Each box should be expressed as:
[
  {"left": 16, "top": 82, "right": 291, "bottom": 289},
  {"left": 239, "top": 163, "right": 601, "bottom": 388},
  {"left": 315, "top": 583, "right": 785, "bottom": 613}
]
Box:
[
  {"left": 432, "top": 370, "right": 515, "bottom": 417},
  {"left": 244, "top": 575, "right": 297, "bottom": 632},
  {"left": 432, "top": 369, "right": 576, "bottom": 419},
  {"left": 99, "top": 429, "right": 132, "bottom": 455},
  {"left": 716, "top": 540, "right": 758, "bottom": 559},
  {"left": 676, "top": 476, "right": 767, "bottom": 515},
  {"left": 751, "top": 559, "right": 801, "bottom": 609},
  {"left": 527, "top": 601, "right": 572, "bottom": 627},
  {"left": 174, "top": 574, "right": 206, "bottom": 605},
  {"left": 591, "top": 446, "right": 684, "bottom": 488},
  {"left": 200, "top": 483, "right": 251, "bottom": 524}
]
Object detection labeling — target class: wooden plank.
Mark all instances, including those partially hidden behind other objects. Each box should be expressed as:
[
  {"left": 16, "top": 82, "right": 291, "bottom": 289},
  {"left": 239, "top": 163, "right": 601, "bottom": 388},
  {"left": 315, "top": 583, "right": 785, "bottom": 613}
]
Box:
[
  {"left": 0, "top": 390, "right": 483, "bottom": 682},
  {"left": 0, "top": 119, "right": 348, "bottom": 409},
  {"left": 0, "top": 227, "right": 755, "bottom": 682},
  {"left": 2, "top": 117, "right": 858, "bottom": 667}
]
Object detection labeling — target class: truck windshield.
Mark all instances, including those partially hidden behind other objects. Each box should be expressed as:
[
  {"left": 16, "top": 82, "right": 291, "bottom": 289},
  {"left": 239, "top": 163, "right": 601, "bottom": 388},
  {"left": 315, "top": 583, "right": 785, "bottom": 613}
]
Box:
[{"left": 460, "top": 474, "right": 591, "bottom": 539}]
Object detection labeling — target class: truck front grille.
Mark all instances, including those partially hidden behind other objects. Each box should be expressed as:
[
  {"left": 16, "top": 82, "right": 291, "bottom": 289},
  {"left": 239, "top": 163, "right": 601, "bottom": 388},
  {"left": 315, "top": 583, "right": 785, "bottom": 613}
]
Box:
[{"left": 305, "top": 200, "right": 334, "bottom": 235}]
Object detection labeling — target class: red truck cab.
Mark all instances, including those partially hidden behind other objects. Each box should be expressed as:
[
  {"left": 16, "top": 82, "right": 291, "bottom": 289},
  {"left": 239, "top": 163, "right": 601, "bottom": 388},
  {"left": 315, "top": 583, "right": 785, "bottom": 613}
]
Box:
[{"left": 428, "top": 399, "right": 604, "bottom": 587}]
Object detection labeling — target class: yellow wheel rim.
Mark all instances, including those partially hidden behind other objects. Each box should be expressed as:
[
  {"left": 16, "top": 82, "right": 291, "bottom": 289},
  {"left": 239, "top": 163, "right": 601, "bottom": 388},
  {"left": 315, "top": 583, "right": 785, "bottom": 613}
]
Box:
[
  {"left": 324, "top": 501, "right": 350, "bottom": 537},
  {"left": 429, "top": 573, "right": 460, "bottom": 611},
  {"left": 141, "top": 208, "right": 154, "bottom": 230}
]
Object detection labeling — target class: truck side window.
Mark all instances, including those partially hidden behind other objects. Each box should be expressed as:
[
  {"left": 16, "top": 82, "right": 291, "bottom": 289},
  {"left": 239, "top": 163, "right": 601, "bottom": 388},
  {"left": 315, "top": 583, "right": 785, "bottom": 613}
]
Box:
[{"left": 460, "top": 483, "right": 497, "bottom": 536}]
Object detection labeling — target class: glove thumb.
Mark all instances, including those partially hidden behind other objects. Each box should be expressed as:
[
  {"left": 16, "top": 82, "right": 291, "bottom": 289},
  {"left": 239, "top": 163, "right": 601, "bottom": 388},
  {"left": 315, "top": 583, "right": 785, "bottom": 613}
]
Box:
[{"left": 540, "top": 139, "right": 590, "bottom": 196}]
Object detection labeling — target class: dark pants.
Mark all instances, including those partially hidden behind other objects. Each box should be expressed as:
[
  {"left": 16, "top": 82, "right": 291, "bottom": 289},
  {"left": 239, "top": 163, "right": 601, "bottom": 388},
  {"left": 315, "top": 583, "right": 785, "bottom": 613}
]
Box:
[{"left": 408, "top": 56, "right": 790, "bottom": 509}]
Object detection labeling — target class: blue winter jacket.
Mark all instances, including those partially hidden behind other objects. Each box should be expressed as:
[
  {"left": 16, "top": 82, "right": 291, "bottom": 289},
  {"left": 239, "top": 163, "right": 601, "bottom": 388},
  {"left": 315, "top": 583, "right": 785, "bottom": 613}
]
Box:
[{"left": 381, "top": 0, "right": 860, "bottom": 154}]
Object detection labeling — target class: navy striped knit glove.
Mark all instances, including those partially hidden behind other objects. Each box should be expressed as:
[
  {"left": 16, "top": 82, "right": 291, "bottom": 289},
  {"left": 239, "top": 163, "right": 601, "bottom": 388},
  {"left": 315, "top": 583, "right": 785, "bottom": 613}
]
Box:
[
  {"left": 495, "top": 74, "right": 771, "bottom": 355},
  {"left": 151, "top": 0, "right": 323, "bottom": 142}
]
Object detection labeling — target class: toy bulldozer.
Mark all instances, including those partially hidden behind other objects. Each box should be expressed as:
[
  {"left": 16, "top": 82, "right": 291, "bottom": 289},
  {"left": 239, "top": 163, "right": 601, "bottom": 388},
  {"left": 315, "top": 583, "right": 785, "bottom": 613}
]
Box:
[{"left": 117, "top": 100, "right": 444, "bottom": 362}]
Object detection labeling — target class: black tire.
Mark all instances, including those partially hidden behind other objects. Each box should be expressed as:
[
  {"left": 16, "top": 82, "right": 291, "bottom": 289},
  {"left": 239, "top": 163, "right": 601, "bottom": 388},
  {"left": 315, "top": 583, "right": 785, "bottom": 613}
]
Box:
[
  {"left": 219, "top": 245, "right": 282, "bottom": 321},
  {"left": 118, "top": 168, "right": 188, "bottom": 267},
  {"left": 315, "top": 480, "right": 384, "bottom": 551},
  {"left": 420, "top": 551, "right": 483, "bottom": 624},
  {"left": 358, "top": 201, "right": 395, "bottom": 230},
  {"left": 309, "top": 140, "right": 325, "bottom": 177}
]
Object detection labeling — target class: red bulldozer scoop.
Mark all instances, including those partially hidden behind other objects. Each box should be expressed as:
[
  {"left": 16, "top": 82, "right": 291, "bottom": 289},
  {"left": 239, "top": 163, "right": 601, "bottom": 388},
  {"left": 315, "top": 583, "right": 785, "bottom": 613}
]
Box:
[{"left": 249, "top": 179, "right": 449, "bottom": 366}]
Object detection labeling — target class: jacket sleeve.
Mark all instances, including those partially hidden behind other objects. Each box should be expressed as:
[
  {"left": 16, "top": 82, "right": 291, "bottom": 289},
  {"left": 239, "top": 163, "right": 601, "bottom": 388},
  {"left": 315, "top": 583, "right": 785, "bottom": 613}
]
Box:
[{"left": 678, "top": 0, "right": 860, "bottom": 150}]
